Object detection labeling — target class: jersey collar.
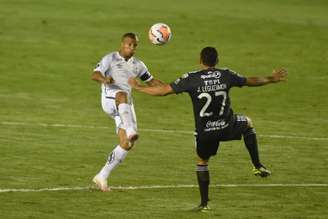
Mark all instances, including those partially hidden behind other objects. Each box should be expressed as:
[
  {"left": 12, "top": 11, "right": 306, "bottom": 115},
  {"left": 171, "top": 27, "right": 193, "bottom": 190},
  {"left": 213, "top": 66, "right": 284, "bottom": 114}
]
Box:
[{"left": 116, "top": 51, "right": 134, "bottom": 63}]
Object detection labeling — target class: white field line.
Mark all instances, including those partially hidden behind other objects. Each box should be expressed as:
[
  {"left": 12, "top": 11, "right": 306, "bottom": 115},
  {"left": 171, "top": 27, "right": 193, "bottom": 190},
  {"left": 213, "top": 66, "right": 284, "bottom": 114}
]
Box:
[
  {"left": 0, "top": 184, "right": 327, "bottom": 193},
  {"left": 1, "top": 121, "right": 328, "bottom": 141}
]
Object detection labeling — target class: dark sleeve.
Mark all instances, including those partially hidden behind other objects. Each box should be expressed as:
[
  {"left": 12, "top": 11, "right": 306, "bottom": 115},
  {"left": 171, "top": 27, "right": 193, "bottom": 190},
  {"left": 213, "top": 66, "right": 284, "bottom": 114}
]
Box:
[
  {"left": 169, "top": 73, "right": 191, "bottom": 94},
  {"left": 229, "top": 69, "right": 247, "bottom": 87}
]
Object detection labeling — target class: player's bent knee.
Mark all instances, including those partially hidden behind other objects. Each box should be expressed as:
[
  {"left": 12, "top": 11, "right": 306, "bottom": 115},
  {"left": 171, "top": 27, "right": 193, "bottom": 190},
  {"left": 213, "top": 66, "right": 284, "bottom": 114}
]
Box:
[
  {"left": 115, "top": 92, "right": 128, "bottom": 105},
  {"left": 119, "top": 136, "right": 137, "bottom": 150},
  {"left": 246, "top": 116, "right": 253, "bottom": 128}
]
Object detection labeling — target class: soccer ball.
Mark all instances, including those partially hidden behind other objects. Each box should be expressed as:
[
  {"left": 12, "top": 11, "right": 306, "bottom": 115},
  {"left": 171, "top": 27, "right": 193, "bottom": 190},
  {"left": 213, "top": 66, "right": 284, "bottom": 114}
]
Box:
[{"left": 148, "top": 23, "right": 172, "bottom": 45}]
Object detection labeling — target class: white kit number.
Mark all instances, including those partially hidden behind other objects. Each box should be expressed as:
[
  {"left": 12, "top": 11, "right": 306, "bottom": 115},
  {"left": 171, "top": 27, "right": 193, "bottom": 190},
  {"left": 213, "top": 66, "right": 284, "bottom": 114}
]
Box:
[{"left": 197, "top": 91, "right": 227, "bottom": 117}]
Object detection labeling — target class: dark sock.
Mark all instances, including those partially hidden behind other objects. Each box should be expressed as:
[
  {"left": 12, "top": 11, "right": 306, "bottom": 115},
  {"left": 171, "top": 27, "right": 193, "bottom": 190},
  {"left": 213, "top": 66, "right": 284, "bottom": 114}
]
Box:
[
  {"left": 196, "top": 165, "right": 210, "bottom": 206},
  {"left": 243, "top": 128, "right": 261, "bottom": 168}
]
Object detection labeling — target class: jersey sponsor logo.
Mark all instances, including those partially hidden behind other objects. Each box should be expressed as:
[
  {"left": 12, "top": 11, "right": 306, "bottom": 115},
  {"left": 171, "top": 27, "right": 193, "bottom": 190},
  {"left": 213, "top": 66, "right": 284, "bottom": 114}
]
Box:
[
  {"left": 204, "top": 119, "right": 229, "bottom": 132},
  {"left": 201, "top": 71, "right": 221, "bottom": 79}
]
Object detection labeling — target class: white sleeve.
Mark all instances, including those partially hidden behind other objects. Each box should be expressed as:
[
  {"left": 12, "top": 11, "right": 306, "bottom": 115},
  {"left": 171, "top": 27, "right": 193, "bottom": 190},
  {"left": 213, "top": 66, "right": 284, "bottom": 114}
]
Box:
[
  {"left": 138, "top": 61, "right": 153, "bottom": 82},
  {"left": 93, "top": 55, "right": 111, "bottom": 77}
]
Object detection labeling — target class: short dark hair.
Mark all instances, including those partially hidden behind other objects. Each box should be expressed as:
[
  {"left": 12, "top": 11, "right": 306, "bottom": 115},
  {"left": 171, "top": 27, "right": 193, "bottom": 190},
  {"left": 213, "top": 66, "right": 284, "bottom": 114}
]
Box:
[
  {"left": 200, "top": 47, "right": 219, "bottom": 67},
  {"left": 121, "top": 32, "right": 138, "bottom": 41}
]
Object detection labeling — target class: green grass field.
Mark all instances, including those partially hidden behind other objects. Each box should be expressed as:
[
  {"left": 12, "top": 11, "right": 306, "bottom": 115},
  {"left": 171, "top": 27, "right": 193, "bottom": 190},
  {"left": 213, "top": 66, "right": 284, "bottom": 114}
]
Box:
[{"left": 1, "top": 0, "right": 328, "bottom": 218}]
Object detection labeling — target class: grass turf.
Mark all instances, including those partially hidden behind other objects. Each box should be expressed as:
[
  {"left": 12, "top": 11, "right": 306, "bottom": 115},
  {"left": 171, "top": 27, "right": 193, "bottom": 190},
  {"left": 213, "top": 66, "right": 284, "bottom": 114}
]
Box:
[{"left": 0, "top": 0, "right": 327, "bottom": 218}]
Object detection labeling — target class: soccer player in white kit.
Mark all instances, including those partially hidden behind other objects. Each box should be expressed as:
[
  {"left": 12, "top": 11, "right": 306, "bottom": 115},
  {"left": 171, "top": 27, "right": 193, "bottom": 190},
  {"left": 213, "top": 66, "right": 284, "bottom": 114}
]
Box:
[{"left": 91, "top": 33, "right": 162, "bottom": 191}]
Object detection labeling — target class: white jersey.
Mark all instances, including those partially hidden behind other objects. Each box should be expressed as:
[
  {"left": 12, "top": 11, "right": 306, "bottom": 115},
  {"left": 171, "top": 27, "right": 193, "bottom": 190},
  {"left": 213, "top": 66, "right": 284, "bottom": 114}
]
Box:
[{"left": 94, "top": 51, "right": 153, "bottom": 96}]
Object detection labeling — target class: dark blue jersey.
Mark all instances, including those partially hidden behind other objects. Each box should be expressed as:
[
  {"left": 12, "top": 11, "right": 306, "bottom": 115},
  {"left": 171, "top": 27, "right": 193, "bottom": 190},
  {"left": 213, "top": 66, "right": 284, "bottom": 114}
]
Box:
[{"left": 170, "top": 68, "right": 246, "bottom": 134}]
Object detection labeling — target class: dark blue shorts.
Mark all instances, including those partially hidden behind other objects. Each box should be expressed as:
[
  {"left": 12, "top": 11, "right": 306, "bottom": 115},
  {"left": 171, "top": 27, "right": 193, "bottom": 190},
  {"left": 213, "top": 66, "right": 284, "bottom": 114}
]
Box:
[{"left": 195, "top": 114, "right": 249, "bottom": 160}]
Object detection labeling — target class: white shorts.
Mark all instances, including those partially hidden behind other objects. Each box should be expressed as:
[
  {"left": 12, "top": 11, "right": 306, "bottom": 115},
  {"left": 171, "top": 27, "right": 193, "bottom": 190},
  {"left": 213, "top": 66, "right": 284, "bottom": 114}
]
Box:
[{"left": 101, "top": 89, "right": 137, "bottom": 134}]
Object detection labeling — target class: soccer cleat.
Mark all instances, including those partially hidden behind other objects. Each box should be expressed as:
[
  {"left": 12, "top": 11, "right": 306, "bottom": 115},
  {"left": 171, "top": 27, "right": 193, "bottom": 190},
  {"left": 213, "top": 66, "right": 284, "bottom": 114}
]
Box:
[
  {"left": 192, "top": 204, "right": 211, "bottom": 212},
  {"left": 92, "top": 175, "right": 111, "bottom": 192},
  {"left": 253, "top": 165, "right": 271, "bottom": 177}
]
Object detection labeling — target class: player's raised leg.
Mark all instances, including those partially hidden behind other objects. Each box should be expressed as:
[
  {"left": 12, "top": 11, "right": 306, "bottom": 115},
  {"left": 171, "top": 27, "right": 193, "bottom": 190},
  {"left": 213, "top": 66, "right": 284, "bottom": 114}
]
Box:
[
  {"left": 243, "top": 116, "right": 271, "bottom": 177},
  {"left": 116, "top": 91, "right": 138, "bottom": 144}
]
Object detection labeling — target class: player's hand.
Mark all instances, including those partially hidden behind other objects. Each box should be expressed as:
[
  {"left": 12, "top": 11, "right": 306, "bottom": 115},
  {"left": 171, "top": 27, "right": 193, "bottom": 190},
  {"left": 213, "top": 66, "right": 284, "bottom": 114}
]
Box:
[
  {"left": 271, "top": 68, "right": 287, "bottom": 82},
  {"left": 103, "top": 76, "right": 114, "bottom": 84},
  {"left": 128, "top": 77, "right": 141, "bottom": 89}
]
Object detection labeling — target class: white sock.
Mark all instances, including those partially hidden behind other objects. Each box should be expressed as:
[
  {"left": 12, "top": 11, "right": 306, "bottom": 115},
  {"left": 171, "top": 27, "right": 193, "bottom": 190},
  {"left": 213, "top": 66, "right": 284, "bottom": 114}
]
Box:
[
  {"left": 98, "top": 145, "right": 128, "bottom": 179},
  {"left": 118, "top": 103, "right": 134, "bottom": 131}
]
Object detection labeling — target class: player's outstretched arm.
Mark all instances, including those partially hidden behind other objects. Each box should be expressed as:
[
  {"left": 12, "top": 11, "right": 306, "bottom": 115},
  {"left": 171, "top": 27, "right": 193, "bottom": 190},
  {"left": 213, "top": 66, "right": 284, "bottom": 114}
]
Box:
[
  {"left": 246, "top": 68, "right": 287, "bottom": 87},
  {"left": 146, "top": 78, "right": 165, "bottom": 86},
  {"left": 91, "top": 71, "right": 114, "bottom": 84},
  {"left": 128, "top": 77, "right": 174, "bottom": 96}
]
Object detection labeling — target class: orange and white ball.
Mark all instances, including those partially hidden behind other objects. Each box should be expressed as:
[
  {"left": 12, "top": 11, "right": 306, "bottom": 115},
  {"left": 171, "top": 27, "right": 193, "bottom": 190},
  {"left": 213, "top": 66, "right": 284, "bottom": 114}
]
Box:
[{"left": 148, "top": 23, "right": 172, "bottom": 45}]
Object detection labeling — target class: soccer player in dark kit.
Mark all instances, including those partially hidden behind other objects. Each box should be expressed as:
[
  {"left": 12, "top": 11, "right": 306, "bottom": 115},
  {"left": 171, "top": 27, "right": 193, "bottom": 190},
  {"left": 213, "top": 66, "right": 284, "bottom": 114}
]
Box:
[{"left": 128, "top": 46, "right": 287, "bottom": 211}]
